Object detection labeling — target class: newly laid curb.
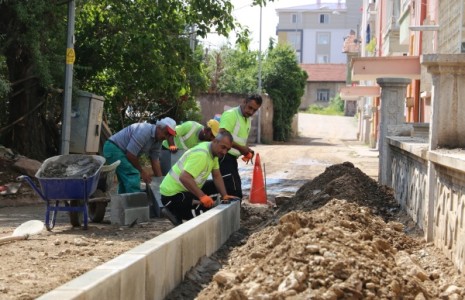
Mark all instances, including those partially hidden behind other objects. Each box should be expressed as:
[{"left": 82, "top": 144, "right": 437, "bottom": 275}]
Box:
[{"left": 37, "top": 202, "right": 240, "bottom": 300}]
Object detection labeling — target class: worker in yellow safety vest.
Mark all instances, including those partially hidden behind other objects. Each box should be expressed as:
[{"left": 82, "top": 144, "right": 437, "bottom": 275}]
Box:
[
  {"left": 162, "top": 119, "right": 220, "bottom": 152},
  {"left": 219, "top": 94, "right": 262, "bottom": 199},
  {"left": 159, "top": 132, "right": 237, "bottom": 226}
]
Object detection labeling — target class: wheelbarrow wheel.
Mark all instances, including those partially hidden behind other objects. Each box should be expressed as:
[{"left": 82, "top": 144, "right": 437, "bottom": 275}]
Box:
[
  {"left": 88, "top": 202, "right": 107, "bottom": 223},
  {"left": 69, "top": 200, "right": 83, "bottom": 228}
]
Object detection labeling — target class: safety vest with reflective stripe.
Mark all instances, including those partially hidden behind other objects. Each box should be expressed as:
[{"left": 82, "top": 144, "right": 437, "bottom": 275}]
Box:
[
  {"left": 220, "top": 106, "right": 251, "bottom": 157},
  {"left": 162, "top": 121, "right": 203, "bottom": 150},
  {"left": 160, "top": 142, "right": 218, "bottom": 196}
]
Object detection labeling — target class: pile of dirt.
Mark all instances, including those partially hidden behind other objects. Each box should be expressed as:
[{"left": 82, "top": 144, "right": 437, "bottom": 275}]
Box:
[{"left": 167, "top": 162, "right": 465, "bottom": 299}]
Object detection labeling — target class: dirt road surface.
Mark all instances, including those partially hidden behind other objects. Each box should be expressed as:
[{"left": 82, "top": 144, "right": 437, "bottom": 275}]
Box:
[
  {"left": 239, "top": 113, "right": 378, "bottom": 200},
  {"left": 1, "top": 113, "right": 464, "bottom": 300}
]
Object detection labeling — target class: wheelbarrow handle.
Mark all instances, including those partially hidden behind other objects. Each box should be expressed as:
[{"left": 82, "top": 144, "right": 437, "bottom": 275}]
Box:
[{"left": 17, "top": 175, "right": 46, "bottom": 200}]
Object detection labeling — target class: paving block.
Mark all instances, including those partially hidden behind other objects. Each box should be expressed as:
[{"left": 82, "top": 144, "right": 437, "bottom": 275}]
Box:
[
  {"left": 36, "top": 290, "right": 85, "bottom": 300},
  {"left": 49, "top": 269, "right": 120, "bottom": 300},
  {"left": 96, "top": 254, "right": 146, "bottom": 300},
  {"left": 111, "top": 192, "right": 150, "bottom": 225},
  {"left": 129, "top": 231, "right": 183, "bottom": 300}
]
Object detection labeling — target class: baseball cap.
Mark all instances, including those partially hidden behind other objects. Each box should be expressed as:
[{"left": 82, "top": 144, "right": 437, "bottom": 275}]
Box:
[
  {"left": 160, "top": 117, "right": 177, "bottom": 136},
  {"left": 207, "top": 119, "right": 219, "bottom": 137}
]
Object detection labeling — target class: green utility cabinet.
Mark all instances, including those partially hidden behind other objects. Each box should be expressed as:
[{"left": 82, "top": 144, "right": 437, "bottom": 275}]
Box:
[{"left": 70, "top": 91, "right": 105, "bottom": 154}]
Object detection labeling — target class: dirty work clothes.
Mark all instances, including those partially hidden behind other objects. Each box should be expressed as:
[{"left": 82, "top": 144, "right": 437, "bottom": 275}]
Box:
[
  {"left": 161, "top": 121, "right": 203, "bottom": 150},
  {"left": 161, "top": 180, "right": 217, "bottom": 222},
  {"left": 103, "top": 141, "right": 140, "bottom": 194},
  {"left": 220, "top": 106, "right": 251, "bottom": 157},
  {"left": 219, "top": 153, "right": 243, "bottom": 199}
]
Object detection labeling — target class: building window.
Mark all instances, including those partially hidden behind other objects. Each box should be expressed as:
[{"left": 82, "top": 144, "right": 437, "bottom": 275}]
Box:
[
  {"left": 317, "top": 89, "right": 330, "bottom": 101},
  {"left": 288, "top": 32, "right": 301, "bottom": 51},
  {"left": 317, "top": 54, "right": 329, "bottom": 63},
  {"left": 319, "top": 14, "right": 329, "bottom": 24},
  {"left": 291, "top": 13, "right": 301, "bottom": 24},
  {"left": 317, "top": 32, "right": 330, "bottom": 45}
]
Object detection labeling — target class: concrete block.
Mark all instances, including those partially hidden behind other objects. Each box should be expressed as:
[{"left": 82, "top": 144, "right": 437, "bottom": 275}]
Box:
[
  {"left": 113, "top": 192, "right": 149, "bottom": 208},
  {"left": 111, "top": 192, "right": 150, "bottom": 225},
  {"left": 204, "top": 211, "right": 222, "bottom": 256},
  {"left": 96, "top": 254, "right": 146, "bottom": 300},
  {"left": 180, "top": 216, "right": 208, "bottom": 275},
  {"left": 36, "top": 290, "right": 85, "bottom": 300},
  {"left": 51, "top": 269, "right": 120, "bottom": 300},
  {"left": 129, "top": 231, "right": 183, "bottom": 300},
  {"left": 220, "top": 202, "right": 240, "bottom": 244}
]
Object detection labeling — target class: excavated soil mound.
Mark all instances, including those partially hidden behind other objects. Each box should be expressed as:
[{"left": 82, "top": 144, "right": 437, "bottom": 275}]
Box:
[
  {"left": 199, "top": 200, "right": 442, "bottom": 299},
  {"left": 167, "top": 162, "right": 465, "bottom": 299},
  {"left": 286, "top": 162, "right": 400, "bottom": 222}
]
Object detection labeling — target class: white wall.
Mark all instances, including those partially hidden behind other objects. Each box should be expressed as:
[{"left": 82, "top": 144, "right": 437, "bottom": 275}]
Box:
[{"left": 302, "top": 29, "right": 349, "bottom": 63}]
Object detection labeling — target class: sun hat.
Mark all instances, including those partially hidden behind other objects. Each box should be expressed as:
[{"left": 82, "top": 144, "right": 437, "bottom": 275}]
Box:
[
  {"left": 206, "top": 119, "right": 220, "bottom": 137},
  {"left": 159, "top": 117, "right": 177, "bottom": 136}
]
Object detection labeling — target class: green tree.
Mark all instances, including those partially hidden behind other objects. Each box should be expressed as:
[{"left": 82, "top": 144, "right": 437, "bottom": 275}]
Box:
[
  {"left": 0, "top": 1, "right": 66, "bottom": 158},
  {"left": 262, "top": 44, "right": 307, "bottom": 141},
  {"left": 0, "top": 0, "right": 274, "bottom": 158},
  {"left": 206, "top": 46, "right": 259, "bottom": 94}
]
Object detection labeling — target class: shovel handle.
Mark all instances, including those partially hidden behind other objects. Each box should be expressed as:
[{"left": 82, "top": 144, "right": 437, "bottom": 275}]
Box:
[{"left": 0, "top": 235, "right": 29, "bottom": 245}]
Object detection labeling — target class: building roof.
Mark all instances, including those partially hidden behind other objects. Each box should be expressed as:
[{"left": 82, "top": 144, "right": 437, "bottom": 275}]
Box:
[
  {"left": 300, "top": 64, "right": 347, "bottom": 82},
  {"left": 276, "top": 2, "right": 346, "bottom": 12}
]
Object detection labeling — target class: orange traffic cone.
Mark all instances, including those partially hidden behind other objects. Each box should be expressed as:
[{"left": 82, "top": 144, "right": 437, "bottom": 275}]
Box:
[{"left": 249, "top": 153, "right": 267, "bottom": 204}]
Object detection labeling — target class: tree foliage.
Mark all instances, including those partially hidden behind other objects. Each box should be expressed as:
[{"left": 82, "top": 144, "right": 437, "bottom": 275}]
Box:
[
  {"left": 262, "top": 44, "right": 307, "bottom": 141},
  {"left": 0, "top": 0, "right": 274, "bottom": 158},
  {"left": 0, "top": 1, "right": 67, "bottom": 158},
  {"left": 206, "top": 43, "right": 307, "bottom": 141},
  {"left": 206, "top": 46, "right": 259, "bottom": 94}
]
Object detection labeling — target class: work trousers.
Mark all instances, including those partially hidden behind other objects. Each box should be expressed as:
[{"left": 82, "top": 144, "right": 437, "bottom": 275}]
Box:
[
  {"left": 161, "top": 180, "right": 217, "bottom": 222},
  {"left": 219, "top": 153, "right": 243, "bottom": 199},
  {"left": 103, "top": 141, "right": 141, "bottom": 194}
]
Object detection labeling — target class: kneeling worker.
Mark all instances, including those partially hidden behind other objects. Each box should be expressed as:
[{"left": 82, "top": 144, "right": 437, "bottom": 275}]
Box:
[{"left": 160, "top": 131, "right": 237, "bottom": 226}]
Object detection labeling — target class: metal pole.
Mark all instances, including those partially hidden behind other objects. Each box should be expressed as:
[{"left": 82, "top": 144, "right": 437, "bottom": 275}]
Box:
[
  {"left": 61, "top": 0, "right": 76, "bottom": 154},
  {"left": 257, "top": 5, "right": 263, "bottom": 144}
]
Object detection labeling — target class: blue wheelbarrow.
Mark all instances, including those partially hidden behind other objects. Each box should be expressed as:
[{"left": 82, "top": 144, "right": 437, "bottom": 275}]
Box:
[{"left": 19, "top": 154, "right": 105, "bottom": 231}]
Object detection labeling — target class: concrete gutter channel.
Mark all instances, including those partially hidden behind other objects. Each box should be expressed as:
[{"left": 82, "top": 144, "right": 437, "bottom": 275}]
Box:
[{"left": 37, "top": 202, "right": 240, "bottom": 300}]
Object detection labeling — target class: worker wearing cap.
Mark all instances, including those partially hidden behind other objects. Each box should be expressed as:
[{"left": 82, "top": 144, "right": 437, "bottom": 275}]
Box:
[
  {"left": 162, "top": 119, "right": 220, "bottom": 152},
  {"left": 219, "top": 94, "right": 262, "bottom": 199},
  {"left": 160, "top": 131, "right": 237, "bottom": 226},
  {"left": 103, "top": 117, "right": 177, "bottom": 194}
]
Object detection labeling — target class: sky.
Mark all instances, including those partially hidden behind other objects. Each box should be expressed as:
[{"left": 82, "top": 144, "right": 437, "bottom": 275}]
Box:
[{"left": 201, "top": 0, "right": 337, "bottom": 51}]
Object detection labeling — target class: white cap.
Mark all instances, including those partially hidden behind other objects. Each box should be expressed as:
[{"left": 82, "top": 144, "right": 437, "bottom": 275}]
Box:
[{"left": 159, "top": 117, "right": 177, "bottom": 136}]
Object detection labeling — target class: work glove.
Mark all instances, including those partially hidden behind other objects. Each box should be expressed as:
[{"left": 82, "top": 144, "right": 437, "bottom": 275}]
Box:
[
  {"left": 169, "top": 145, "right": 178, "bottom": 153},
  {"left": 221, "top": 195, "right": 241, "bottom": 204},
  {"left": 200, "top": 195, "right": 214, "bottom": 208},
  {"left": 241, "top": 151, "right": 254, "bottom": 164}
]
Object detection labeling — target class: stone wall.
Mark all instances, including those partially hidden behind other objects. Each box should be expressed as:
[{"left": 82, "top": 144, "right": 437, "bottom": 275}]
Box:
[
  {"left": 432, "top": 163, "right": 465, "bottom": 272},
  {"left": 387, "top": 136, "right": 465, "bottom": 273},
  {"left": 389, "top": 141, "right": 428, "bottom": 230}
]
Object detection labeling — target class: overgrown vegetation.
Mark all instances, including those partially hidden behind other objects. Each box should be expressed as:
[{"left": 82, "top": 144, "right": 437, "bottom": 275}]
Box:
[{"left": 306, "top": 94, "right": 344, "bottom": 116}]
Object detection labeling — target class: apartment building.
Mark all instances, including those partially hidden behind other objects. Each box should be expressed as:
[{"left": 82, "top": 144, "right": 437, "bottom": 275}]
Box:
[
  {"left": 276, "top": 0, "right": 362, "bottom": 111},
  {"left": 276, "top": 0, "right": 363, "bottom": 64}
]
